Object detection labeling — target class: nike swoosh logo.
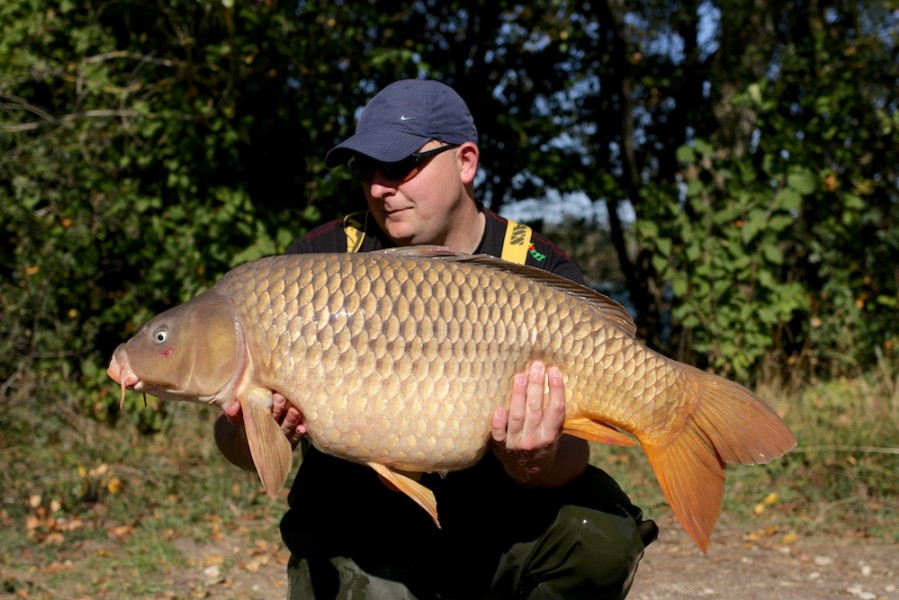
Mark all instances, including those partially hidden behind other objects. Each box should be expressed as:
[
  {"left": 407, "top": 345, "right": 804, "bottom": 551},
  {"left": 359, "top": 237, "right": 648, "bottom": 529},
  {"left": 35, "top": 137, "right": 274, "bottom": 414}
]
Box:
[{"left": 400, "top": 115, "right": 416, "bottom": 121}]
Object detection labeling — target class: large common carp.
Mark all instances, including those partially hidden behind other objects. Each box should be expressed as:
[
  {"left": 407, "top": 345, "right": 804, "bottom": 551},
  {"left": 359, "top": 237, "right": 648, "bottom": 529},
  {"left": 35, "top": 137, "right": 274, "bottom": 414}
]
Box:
[{"left": 107, "top": 246, "right": 796, "bottom": 551}]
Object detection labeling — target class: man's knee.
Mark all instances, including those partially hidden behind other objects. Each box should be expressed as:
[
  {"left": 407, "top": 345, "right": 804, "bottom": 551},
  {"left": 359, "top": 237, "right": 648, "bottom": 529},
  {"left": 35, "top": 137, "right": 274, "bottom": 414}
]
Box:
[
  {"left": 495, "top": 504, "right": 648, "bottom": 600},
  {"left": 287, "top": 554, "right": 420, "bottom": 600}
]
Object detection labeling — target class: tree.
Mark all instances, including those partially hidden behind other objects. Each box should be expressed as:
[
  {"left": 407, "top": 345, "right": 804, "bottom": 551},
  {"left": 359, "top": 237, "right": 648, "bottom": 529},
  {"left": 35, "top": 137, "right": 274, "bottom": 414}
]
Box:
[{"left": 2, "top": 0, "right": 896, "bottom": 425}]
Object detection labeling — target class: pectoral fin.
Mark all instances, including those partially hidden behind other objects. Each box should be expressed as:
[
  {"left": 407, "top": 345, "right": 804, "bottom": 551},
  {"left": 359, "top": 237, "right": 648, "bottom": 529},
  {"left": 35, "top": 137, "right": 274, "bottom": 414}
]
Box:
[
  {"left": 367, "top": 462, "right": 440, "bottom": 528},
  {"left": 240, "top": 387, "right": 294, "bottom": 498},
  {"left": 563, "top": 417, "right": 636, "bottom": 447}
]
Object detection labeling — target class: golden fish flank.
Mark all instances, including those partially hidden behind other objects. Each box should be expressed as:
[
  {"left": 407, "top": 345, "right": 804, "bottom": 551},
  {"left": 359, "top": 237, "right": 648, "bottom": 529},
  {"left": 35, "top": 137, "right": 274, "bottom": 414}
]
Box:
[{"left": 106, "top": 246, "right": 796, "bottom": 553}]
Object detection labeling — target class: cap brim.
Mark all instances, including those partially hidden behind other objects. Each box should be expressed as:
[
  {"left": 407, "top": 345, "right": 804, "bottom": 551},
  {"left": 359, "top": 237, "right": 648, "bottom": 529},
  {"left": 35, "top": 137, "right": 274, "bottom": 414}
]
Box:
[{"left": 325, "top": 129, "right": 429, "bottom": 168}]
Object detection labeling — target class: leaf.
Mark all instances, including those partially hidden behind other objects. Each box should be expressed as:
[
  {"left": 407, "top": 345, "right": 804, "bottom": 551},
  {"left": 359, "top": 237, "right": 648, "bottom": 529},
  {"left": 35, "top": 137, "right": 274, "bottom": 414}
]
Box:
[
  {"left": 843, "top": 193, "right": 865, "bottom": 210},
  {"left": 748, "top": 82, "right": 763, "bottom": 105},
  {"left": 655, "top": 236, "right": 672, "bottom": 257},
  {"left": 686, "top": 180, "right": 704, "bottom": 198},
  {"left": 636, "top": 220, "right": 659, "bottom": 239},
  {"left": 713, "top": 203, "right": 743, "bottom": 225},
  {"left": 651, "top": 254, "right": 668, "bottom": 275},
  {"left": 672, "top": 274, "right": 688, "bottom": 296},
  {"left": 768, "top": 214, "right": 794, "bottom": 233},
  {"left": 676, "top": 145, "right": 696, "bottom": 164},
  {"left": 742, "top": 209, "right": 768, "bottom": 244},
  {"left": 758, "top": 269, "right": 777, "bottom": 289},
  {"left": 685, "top": 241, "right": 701, "bottom": 262},
  {"left": 776, "top": 188, "right": 803, "bottom": 212},
  {"left": 694, "top": 139, "right": 714, "bottom": 156},
  {"left": 787, "top": 170, "right": 817, "bottom": 195},
  {"left": 762, "top": 244, "right": 784, "bottom": 265}
]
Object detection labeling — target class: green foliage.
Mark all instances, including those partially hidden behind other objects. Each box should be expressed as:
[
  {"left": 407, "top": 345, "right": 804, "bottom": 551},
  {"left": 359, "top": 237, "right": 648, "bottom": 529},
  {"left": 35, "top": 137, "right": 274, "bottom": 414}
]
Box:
[
  {"left": 0, "top": 0, "right": 336, "bottom": 425},
  {"left": 733, "top": 14, "right": 899, "bottom": 377},
  {"left": 637, "top": 142, "right": 809, "bottom": 378},
  {"left": 628, "top": 1, "right": 898, "bottom": 379}
]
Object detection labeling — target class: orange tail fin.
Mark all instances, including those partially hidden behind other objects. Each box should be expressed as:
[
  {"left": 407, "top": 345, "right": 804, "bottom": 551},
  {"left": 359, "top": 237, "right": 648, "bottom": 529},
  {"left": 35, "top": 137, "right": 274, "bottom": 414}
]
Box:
[{"left": 641, "top": 365, "right": 796, "bottom": 552}]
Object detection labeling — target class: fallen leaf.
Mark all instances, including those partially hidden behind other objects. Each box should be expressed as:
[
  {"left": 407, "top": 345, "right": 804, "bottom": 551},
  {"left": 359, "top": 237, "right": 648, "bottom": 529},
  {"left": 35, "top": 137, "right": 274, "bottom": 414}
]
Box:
[
  {"left": 106, "top": 525, "right": 135, "bottom": 540},
  {"left": 44, "top": 561, "right": 75, "bottom": 574},
  {"left": 43, "top": 533, "right": 65, "bottom": 545},
  {"left": 203, "top": 554, "right": 225, "bottom": 567},
  {"left": 89, "top": 464, "right": 109, "bottom": 477},
  {"left": 243, "top": 558, "right": 262, "bottom": 573},
  {"left": 106, "top": 477, "right": 123, "bottom": 494}
]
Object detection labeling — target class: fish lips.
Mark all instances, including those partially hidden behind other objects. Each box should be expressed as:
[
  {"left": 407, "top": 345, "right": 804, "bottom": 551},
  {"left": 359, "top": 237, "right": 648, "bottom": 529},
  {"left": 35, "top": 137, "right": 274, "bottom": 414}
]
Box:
[{"left": 107, "top": 346, "right": 140, "bottom": 388}]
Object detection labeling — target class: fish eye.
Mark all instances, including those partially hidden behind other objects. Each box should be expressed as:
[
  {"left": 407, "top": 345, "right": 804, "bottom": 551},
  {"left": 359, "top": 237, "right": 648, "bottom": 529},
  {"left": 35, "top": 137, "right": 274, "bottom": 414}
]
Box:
[{"left": 153, "top": 328, "right": 168, "bottom": 343}]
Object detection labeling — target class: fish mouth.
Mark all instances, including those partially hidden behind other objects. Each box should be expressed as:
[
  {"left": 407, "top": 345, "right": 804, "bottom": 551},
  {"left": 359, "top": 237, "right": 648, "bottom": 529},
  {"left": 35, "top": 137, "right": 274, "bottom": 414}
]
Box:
[{"left": 107, "top": 347, "right": 142, "bottom": 408}]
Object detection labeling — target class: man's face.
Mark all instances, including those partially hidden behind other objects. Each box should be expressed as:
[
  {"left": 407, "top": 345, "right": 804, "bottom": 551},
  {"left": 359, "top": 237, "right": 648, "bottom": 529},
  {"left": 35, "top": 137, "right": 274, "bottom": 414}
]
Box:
[{"left": 356, "top": 141, "right": 475, "bottom": 246}]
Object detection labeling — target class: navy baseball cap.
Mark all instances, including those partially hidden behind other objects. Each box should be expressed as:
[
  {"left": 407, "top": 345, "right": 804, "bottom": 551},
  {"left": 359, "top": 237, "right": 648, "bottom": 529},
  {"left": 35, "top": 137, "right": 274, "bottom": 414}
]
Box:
[{"left": 325, "top": 79, "right": 478, "bottom": 168}]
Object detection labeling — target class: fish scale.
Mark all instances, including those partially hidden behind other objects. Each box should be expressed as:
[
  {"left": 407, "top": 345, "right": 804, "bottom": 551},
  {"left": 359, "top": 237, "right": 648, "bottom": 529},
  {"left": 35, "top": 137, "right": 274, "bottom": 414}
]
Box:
[{"left": 107, "top": 246, "right": 795, "bottom": 552}]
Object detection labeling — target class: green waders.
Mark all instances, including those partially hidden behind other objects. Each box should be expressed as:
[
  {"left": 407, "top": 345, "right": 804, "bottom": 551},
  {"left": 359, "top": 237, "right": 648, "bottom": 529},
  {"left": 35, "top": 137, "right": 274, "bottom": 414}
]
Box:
[{"left": 282, "top": 450, "right": 657, "bottom": 600}]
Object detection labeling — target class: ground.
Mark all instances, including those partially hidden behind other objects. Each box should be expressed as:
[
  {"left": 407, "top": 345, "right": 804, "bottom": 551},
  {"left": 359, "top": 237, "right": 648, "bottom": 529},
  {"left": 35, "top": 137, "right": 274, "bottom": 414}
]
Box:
[
  {"left": 3, "top": 402, "right": 895, "bottom": 599},
  {"left": 174, "top": 516, "right": 898, "bottom": 600},
  {"left": 629, "top": 516, "right": 897, "bottom": 600},
  {"left": 9, "top": 514, "right": 890, "bottom": 600}
]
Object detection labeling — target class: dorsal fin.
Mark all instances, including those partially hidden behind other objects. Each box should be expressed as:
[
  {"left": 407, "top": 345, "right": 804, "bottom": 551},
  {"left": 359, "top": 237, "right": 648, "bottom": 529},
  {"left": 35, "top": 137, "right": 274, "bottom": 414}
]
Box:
[{"left": 371, "top": 245, "right": 637, "bottom": 336}]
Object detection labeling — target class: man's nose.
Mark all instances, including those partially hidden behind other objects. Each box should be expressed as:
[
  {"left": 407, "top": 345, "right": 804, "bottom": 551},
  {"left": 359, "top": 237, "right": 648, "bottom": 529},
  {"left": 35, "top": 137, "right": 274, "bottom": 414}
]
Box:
[{"left": 367, "top": 170, "right": 399, "bottom": 196}]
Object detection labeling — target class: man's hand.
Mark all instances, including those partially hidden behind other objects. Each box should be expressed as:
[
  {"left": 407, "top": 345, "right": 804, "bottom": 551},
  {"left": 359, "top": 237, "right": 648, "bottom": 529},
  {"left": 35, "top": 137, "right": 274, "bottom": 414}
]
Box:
[
  {"left": 490, "top": 361, "right": 589, "bottom": 488},
  {"left": 215, "top": 393, "right": 307, "bottom": 471},
  {"left": 222, "top": 393, "right": 307, "bottom": 447}
]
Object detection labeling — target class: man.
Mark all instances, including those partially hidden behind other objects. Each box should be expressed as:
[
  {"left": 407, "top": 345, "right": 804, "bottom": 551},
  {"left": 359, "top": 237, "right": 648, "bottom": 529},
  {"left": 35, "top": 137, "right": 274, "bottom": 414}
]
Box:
[{"left": 218, "top": 79, "right": 656, "bottom": 599}]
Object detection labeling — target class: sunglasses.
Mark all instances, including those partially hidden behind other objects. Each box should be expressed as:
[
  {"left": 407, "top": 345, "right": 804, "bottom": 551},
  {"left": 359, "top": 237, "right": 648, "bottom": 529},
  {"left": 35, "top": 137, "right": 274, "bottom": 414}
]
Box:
[{"left": 350, "top": 144, "right": 460, "bottom": 183}]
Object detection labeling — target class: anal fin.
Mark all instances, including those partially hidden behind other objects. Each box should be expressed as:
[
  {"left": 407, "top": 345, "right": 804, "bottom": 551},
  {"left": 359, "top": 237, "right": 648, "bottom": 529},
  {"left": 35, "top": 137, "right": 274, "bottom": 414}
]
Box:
[
  {"left": 368, "top": 462, "right": 440, "bottom": 528},
  {"left": 240, "top": 387, "right": 294, "bottom": 498},
  {"left": 563, "top": 417, "right": 636, "bottom": 447}
]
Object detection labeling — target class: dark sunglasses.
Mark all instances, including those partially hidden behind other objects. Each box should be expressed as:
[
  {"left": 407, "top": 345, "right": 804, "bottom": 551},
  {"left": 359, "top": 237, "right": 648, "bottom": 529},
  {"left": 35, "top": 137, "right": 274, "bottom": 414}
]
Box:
[{"left": 350, "top": 143, "right": 459, "bottom": 183}]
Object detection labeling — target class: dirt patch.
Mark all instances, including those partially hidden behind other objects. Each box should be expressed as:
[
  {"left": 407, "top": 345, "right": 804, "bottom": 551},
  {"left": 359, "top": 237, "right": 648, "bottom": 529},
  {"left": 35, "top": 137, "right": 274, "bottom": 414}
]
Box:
[
  {"left": 158, "top": 535, "right": 291, "bottom": 600},
  {"left": 630, "top": 516, "right": 897, "bottom": 600}
]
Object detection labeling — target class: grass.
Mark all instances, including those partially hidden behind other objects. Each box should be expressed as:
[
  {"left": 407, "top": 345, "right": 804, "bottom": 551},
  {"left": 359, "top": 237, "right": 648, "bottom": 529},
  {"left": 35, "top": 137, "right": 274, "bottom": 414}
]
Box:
[
  {"left": 1, "top": 361, "right": 897, "bottom": 596},
  {"left": 0, "top": 398, "right": 292, "bottom": 598}
]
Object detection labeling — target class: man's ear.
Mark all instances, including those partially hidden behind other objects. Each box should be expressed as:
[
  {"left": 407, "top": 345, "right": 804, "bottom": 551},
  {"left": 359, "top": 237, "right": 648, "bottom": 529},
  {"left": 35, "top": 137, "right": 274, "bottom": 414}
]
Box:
[{"left": 457, "top": 142, "right": 479, "bottom": 184}]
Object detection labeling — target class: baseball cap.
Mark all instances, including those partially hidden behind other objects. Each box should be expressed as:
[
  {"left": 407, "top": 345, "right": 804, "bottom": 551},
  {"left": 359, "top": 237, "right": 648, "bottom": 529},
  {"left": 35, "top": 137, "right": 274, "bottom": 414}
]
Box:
[{"left": 325, "top": 79, "right": 478, "bottom": 168}]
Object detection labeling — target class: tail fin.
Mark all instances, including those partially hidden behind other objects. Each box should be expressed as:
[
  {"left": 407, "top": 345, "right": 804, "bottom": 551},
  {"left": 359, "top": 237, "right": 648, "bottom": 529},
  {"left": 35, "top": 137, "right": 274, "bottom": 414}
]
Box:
[{"left": 641, "top": 366, "right": 796, "bottom": 552}]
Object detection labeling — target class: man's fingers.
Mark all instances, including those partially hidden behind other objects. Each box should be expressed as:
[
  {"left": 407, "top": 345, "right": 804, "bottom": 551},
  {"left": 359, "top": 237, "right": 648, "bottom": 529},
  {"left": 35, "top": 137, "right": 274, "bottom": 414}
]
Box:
[
  {"left": 506, "top": 372, "right": 528, "bottom": 434},
  {"left": 491, "top": 407, "right": 508, "bottom": 444},
  {"left": 503, "top": 362, "right": 550, "bottom": 450},
  {"left": 272, "top": 393, "right": 287, "bottom": 419},
  {"left": 545, "top": 366, "right": 566, "bottom": 431},
  {"left": 526, "top": 362, "right": 546, "bottom": 414},
  {"left": 282, "top": 405, "right": 306, "bottom": 435},
  {"left": 223, "top": 400, "right": 242, "bottom": 425}
]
